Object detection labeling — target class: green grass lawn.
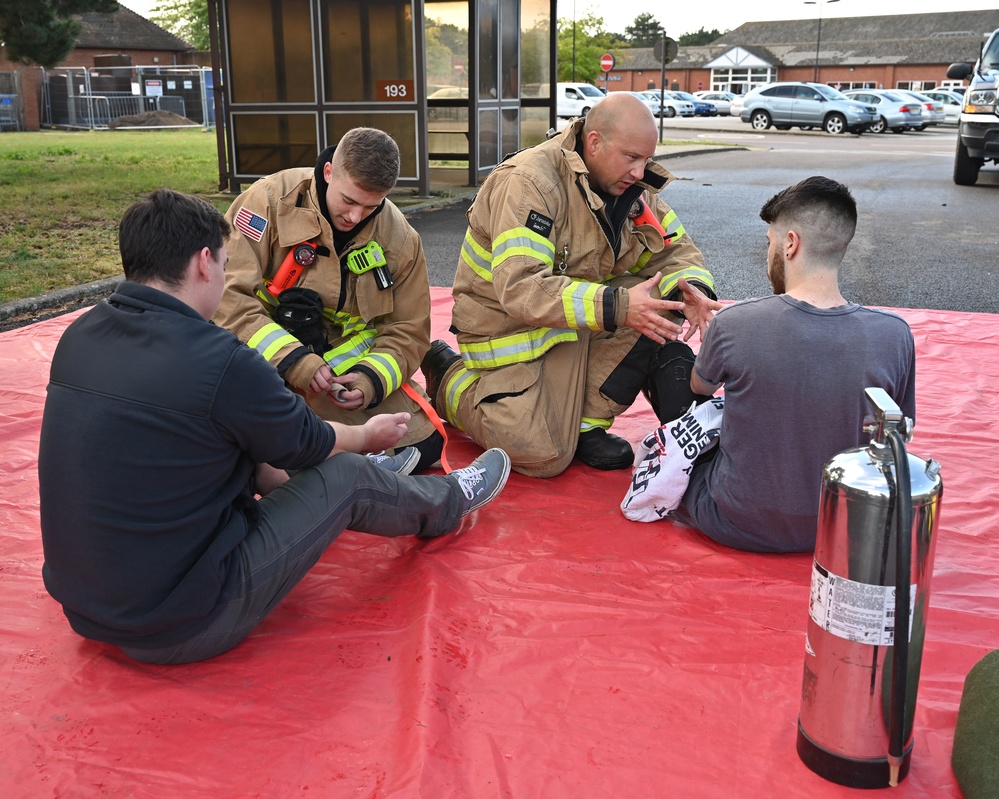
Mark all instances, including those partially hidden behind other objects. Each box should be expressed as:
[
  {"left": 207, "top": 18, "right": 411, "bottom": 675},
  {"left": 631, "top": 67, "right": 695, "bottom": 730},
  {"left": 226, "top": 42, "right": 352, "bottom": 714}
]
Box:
[{"left": 0, "top": 129, "right": 226, "bottom": 304}]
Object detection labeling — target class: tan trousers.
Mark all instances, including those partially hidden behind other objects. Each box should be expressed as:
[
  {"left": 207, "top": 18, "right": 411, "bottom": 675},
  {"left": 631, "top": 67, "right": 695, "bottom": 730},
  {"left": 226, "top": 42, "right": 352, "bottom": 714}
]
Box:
[{"left": 445, "top": 326, "right": 643, "bottom": 477}]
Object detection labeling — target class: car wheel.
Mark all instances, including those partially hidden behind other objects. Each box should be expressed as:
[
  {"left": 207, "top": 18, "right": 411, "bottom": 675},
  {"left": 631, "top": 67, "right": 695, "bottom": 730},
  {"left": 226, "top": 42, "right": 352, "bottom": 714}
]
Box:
[
  {"left": 914, "top": 124, "right": 927, "bottom": 131},
  {"left": 823, "top": 113, "right": 847, "bottom": 135},
  {"left": 799, "top": 125, "right": 814, "bottom": 131},
  {"left": 775, "top": 124, "right": 791, "bottom": 130},
  {"left": 666, "top": 107, "right": 676, "bottom": 118},
  {"left": 870, "top": 116, "right": 887, "bottom": 134},
  {"left": 750, "top": 110, "right": 772, "bottom": 131},
  {"left": 890, "top": 127, "right": 906, "bottom": 134},
  {"left": 581, "top": 106, "right": 591, "bottom": 116},
  {"left": 953, "top": 138, "right": 983, "bottom": 186}
]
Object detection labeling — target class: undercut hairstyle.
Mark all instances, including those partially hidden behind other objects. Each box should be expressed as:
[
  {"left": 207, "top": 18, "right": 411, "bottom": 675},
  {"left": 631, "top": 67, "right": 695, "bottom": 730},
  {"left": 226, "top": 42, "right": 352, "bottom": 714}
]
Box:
[
  {"left": 330, "top": 127, "right": 400, "bottom": 193},
  {"left": 760, "top": 176, "right": 858, "bottom": 260},
  {"left": 119, "top": 189, "right": 230, "bottom": 286}
]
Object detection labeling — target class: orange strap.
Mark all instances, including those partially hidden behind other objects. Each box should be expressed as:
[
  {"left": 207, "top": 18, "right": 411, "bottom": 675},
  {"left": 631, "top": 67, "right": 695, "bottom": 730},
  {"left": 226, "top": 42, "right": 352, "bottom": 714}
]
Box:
[{"left": 402, "top": 382, "right": 453, "bottom": 474}]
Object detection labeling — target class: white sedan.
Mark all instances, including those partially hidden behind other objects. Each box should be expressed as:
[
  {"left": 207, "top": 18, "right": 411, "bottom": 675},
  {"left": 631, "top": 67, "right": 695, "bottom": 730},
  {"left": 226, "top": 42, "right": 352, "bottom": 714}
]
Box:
[{"left": 638, "top": 90, "right": 695, "bottom": 118}]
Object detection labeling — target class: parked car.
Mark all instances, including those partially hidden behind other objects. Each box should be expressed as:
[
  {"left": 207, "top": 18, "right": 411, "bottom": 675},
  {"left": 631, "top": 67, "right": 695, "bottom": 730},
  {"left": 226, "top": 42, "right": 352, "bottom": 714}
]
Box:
[
  {"left": 892, "top": 89, "right": 947, "bottom": 129},
  {"left": 739, "top": 82, "right": 877, "bottom": 134},
  {"left": 556, "top": 82, "right": 605, "bottom": 118},
  {"left": 694, "top": 91, "right": 739, "bottom": 115},
  {"left": 638, "top": 90, "right": 695, "bottom": 117},
  {"left": 627, "top": 91, "right": 662, "bottom": 117},
  {"left": 842, "top": 89, "right": 923, "bottom": 133},
  {"left": 665, "top": 90, "right": 718, "bottom": 116},
  {"left": 921, "top": 89, "right": 964, "bottom": 123}
]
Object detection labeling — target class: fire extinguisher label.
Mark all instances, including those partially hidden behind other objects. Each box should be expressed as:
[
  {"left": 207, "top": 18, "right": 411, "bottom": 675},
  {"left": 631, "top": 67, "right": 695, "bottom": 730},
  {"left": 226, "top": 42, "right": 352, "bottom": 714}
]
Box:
[{"left": 808, "top": 561, "right": 916, "bottom": 646}]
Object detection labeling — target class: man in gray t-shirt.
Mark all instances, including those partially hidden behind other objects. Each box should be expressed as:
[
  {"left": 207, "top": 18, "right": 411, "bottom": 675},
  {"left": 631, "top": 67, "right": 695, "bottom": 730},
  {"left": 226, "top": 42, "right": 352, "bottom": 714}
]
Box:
[{"left": 671, "top": 177, "right": 915, "bottom": 553}]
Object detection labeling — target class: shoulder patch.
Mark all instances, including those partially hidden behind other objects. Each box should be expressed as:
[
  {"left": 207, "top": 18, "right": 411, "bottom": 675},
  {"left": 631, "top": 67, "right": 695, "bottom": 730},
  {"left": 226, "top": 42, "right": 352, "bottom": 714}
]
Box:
[
  {"left": 234, "top": 207, "right": 268, "bottom": 242},
  {"left": 526, "top": 210, "right": 554, "bottom": 238}
]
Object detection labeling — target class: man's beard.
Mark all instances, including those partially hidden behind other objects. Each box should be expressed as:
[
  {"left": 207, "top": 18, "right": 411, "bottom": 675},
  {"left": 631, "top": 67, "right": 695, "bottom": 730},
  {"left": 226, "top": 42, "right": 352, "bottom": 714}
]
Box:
[{"left": 768, "top": 249, "right": 786, "bottom": 294}]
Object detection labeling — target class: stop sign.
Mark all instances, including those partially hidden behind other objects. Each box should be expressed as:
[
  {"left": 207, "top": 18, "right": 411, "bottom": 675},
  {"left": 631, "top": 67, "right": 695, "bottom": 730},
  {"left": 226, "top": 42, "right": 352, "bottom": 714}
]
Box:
[{"left": 600, "top": 53, "right": 615, "bottom": 72}]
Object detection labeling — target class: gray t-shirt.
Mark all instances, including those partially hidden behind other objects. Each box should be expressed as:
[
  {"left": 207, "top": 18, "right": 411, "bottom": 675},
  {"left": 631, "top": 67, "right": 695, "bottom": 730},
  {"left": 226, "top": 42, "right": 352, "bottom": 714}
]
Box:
[{"left": 675, "top": 294, "right": 916, "bottom": 552}]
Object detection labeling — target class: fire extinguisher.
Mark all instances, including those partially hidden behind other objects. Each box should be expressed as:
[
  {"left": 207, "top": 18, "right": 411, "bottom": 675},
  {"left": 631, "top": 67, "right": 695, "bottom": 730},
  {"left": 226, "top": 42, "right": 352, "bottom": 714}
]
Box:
[{"left": 797, "top": 387, "right": 943, "bottom": 788}]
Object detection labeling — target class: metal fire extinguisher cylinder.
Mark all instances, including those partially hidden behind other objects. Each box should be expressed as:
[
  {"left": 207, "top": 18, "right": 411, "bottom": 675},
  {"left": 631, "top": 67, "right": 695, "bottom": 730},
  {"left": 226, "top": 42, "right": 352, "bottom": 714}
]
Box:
[{"left": 797, "top": 388, "right": 943, "bottom": 789}]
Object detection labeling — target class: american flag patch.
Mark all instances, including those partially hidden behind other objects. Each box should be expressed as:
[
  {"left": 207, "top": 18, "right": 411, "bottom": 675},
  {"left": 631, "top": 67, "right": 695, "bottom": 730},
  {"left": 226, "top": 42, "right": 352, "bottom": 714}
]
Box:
[{"left": 234, "top": 207, "right": 267, "bottom": 242}]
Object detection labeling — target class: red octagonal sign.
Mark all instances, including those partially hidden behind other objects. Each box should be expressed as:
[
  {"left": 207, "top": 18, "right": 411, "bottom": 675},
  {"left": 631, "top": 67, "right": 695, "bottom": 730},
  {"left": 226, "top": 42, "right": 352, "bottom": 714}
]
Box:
[{"left": 600, "top": 53, "right": 615, "bottom": 72}]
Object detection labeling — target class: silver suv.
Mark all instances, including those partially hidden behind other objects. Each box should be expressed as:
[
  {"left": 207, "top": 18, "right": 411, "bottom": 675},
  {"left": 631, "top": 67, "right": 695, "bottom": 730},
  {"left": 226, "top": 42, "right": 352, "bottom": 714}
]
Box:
[{"left": 739, "top": 82, "right": 877, "bottom": 135}]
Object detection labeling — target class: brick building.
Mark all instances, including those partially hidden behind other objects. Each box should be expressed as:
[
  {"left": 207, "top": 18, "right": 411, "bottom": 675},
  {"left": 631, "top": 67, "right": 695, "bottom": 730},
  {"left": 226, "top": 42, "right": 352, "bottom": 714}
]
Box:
[
  {"left": 604, "top": 10, "right": 999, "bottom": 96},
  {"left": 0, "top": 4, "right": 193, "bottom": 131}
]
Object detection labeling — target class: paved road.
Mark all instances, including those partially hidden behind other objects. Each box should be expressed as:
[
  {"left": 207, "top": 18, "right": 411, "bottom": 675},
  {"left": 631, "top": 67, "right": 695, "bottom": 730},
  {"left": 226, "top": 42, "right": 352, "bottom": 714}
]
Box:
[{"left": 408, "top": 123, "right": 999, "bottom": 314}]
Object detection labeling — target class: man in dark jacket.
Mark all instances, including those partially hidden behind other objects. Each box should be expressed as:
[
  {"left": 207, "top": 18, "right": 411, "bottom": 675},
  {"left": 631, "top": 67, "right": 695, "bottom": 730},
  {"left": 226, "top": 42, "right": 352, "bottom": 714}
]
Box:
[{"left": 38, "top": 189, "right": 510, "bottom": 665}]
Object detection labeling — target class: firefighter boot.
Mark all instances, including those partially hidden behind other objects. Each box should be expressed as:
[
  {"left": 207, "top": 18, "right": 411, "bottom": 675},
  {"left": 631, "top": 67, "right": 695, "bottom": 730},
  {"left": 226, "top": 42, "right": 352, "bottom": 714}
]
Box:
[
  {"left": 422, "top": 339, "right": 461, "bottom": 413},
  {"left": 644, "top": 341, "right": 713, "bottom": 424},
  {"left": 574, "top": 429, "right": 634, "bottom": 471}
]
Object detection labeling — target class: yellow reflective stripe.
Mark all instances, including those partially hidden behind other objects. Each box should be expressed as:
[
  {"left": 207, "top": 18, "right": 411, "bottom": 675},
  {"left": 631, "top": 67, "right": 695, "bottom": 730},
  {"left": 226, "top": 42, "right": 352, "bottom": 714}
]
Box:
[
  {"left": 323, "top": 329, "right": 377, "bottom": 374},
  {"left": 491, "top": 227, "right": 555, "bottom": 269},
  {"left": 629, "top": 250, "right": 654, "bottom": 275},
  {"left": 248, "top": 322, "right": 300, "bottom": 361},
  {"left": 662, "top": 209, "right": 685, "bottom": 240},
  {"left": 458, "top": 327, "right": 578, "bottom": 369},
  {"left": 361, "top": 352, "right": 404, "bottom": 395},
  {"left": 580, "top": 417, "right": 612, "bottom": 433},
  {"left": 659, "top": 266, "right": 716, "bottom": 298},
  {"left": 460, "top": 229, "right": 494, "bottom": 282},
  {"left": 326, "top": 310, "right": 366, "bottom": 337},
  {"left": 255, "top": 287, "right": 278, "bottom": 308},
  {"left": 443, "top": 366, "right": 480, "bottom": 430},
  {"left": 561, "top": 280, "right": 601, "bottom": 330}
]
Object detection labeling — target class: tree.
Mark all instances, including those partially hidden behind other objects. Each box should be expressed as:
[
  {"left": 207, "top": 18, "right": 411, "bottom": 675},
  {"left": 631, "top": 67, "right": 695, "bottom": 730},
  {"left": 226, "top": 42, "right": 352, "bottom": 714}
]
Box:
[
  {"left": 0, "top": 0, "right": 118, "bottom": 67},
  {"left": 556, "top": 12, "right": 617, "bottom": 83},
  {"left": 679, "top": 27, "right": 725, "bottom": 46},
  {"left": 150, "top": 0, "right": 209, "bottom": 50},
  {"left": 624, "top": 12, "right": 664, "bottom": 48}
]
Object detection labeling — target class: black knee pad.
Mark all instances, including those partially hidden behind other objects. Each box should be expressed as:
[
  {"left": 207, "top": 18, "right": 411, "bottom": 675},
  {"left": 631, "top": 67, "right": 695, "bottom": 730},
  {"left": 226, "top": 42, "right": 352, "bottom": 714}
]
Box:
[{"left": 643, "top": 341, "right": 711, "bottom": 424}]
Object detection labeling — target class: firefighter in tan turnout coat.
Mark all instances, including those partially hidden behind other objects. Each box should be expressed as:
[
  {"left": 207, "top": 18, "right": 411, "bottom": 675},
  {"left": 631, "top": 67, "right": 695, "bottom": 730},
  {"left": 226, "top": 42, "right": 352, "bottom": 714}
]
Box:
[
  {"left": 214, "top": 127, "right": 443, "bottom": 471},
  {"left": 422, "top": 93, "right": 717, "bottom": 478}
]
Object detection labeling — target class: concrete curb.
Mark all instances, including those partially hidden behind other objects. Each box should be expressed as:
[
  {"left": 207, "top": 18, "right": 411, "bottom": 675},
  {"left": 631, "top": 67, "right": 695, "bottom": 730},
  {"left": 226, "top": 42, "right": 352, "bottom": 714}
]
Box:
[{"left": 0, "top": 145, "right": 741, "bottom": 325}]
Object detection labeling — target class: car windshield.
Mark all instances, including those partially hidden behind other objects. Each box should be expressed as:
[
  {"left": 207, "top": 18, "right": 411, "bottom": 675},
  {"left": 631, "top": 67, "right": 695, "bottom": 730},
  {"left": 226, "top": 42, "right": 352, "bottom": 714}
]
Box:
[
  {"left": 814, "top": 84, "right": 848, "bottom": 100},
  {"left": 673, "top": 91, "right": 697, "bottom": 101},
  {"left": 578, "top": 85, "right": 604, "bottom": 98},
  {"left": 882, "top": 91, "right": 908, "bottom": 102},
  {"left": 983, "top": 34, "right": 999, "bottom": 69}
]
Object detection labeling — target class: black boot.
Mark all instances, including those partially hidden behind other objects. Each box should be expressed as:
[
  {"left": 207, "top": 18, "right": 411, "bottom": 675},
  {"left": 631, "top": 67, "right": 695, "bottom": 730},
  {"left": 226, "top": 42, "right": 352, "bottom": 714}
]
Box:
[
  {"left": 421, "top": 340, "right": 461, "bottom": 412},
  {"left": 643, "top": 341, "right": 712, "bottom": 424},
  {"left": 575, "top": 428, "right": 634, "bottom": 470}
]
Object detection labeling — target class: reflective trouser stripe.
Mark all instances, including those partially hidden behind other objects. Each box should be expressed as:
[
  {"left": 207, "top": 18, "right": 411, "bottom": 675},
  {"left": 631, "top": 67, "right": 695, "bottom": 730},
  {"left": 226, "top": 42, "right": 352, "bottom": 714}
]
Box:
[
  {"left": 580, "top": 416, "right": 612, "bottom": 433},
  {"left": 442, "top": 366, "right": 481, "bottom": 430},
  {"left": 248, "top": 322, "right": 300, "bottom": 361},
  {"left": 458, "top": 328, "right": 579, "bottom": 369}
]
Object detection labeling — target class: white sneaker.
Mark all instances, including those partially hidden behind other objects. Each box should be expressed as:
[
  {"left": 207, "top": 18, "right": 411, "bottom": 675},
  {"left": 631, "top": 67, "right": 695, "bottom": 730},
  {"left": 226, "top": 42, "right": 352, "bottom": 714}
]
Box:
[
  {"left": 449, "top": 448, "right": 511, "bottom": 517},
  {"left": 367, "top": 447, "right": 421, "bottom": 476}
]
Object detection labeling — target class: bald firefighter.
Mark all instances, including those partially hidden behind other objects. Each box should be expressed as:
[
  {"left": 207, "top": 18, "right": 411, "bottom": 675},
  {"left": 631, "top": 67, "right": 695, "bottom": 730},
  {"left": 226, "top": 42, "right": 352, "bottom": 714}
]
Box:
[
  {"left": 422, "top": 93, "right": 717, "bottom": 477},
  {"left": 214, "top": 127, "right": 443, "bottom": 471}
]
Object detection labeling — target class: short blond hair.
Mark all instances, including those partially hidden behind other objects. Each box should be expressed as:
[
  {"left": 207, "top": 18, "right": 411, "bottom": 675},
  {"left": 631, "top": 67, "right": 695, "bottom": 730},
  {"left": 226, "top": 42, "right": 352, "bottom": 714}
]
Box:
[{"left": 331, "top": 127, "right": 400, "bottom": 193}]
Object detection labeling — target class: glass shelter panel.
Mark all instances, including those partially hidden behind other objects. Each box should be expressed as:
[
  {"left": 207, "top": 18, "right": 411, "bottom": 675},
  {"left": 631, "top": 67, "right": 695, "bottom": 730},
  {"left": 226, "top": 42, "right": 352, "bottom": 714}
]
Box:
[
  {"left": 425, "top": 2, "right": 469, "bottom": 95},
  {"left": 479, "top": 0, "right": 499, "bottom": 100},
  {"left": 326, "top": 113, "right": 418, "bottom": 179},
  {"left": 322, "top": 0, "right": 415, "bottom": 103},
  {"left": 520, "top": 0, "right": 550, "bottom": 102},
  {"left": 228, "top": 0, "right": 315, "bottom": 104},
  {"left": 231, "top": 113, "right": 319, "bottom": 176}
]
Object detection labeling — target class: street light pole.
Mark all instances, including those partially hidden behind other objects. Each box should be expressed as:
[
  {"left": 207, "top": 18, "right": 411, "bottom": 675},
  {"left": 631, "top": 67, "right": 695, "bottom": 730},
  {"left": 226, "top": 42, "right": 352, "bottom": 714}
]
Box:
[
  {"left": 572, "top": 0, "right": 577, "bottom": 81},
  {"left": 804, "top": 0, "right": 840, "bottom": 83}
]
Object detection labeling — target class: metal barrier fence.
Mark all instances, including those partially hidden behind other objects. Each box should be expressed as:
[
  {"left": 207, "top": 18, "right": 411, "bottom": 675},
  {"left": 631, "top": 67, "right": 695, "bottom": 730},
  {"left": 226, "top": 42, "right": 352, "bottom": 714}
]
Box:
[
  {"left": 42, "top": 66, "right": 212, "bottom": 131},
  {"left": 0, "top": 72, "right": 24, "bottom": 131}
]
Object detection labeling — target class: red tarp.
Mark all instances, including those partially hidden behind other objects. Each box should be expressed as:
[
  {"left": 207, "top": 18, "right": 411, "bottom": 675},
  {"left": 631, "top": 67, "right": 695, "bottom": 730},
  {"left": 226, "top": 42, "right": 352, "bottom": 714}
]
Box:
[{"left": 1, "top": 288, "right": 996, "bottom": 798}]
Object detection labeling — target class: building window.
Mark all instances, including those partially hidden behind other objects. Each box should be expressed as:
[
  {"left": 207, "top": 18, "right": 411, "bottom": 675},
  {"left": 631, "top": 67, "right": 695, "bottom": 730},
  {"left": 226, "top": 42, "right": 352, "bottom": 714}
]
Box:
[{"left": 228, "top": 0, "right": 316, "bottom": 104}]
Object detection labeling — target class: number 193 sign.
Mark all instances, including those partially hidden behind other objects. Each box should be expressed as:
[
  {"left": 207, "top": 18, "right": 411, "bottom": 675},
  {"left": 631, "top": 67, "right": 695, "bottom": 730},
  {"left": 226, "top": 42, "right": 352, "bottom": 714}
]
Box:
[{"left": 376, "top": 80, "right": 414, "bottom": 101}]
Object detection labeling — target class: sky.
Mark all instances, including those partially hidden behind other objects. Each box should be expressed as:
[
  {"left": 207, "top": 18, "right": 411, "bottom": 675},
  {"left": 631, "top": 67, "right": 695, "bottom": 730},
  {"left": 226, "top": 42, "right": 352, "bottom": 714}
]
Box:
[{"left": 118, "top": 0, "right": 998, "bottom": 39}]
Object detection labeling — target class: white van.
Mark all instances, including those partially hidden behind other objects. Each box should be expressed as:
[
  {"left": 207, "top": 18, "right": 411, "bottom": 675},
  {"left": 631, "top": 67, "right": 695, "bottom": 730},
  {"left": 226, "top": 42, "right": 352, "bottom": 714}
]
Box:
[{"left": 556, "top": 83, "right": 605, "bottom": 118}]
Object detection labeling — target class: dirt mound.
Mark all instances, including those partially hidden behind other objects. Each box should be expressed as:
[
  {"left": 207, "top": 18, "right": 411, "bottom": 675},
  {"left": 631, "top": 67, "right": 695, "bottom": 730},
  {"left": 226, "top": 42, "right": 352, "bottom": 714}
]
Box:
[{"left": 109, "top": 110, "right": 200, "bottom": 128}]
